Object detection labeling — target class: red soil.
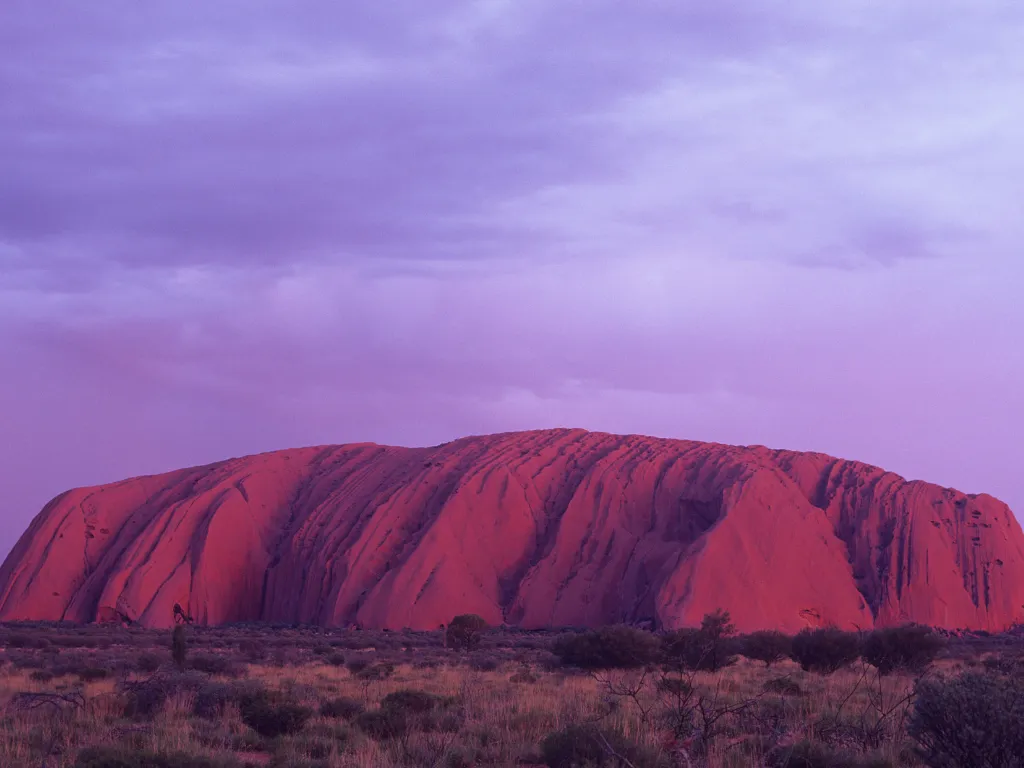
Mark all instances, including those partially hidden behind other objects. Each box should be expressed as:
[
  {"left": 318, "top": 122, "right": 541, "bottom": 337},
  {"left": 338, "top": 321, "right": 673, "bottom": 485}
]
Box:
[{"left": 1, "top": 429, "right": 1021, "bottom": 632}]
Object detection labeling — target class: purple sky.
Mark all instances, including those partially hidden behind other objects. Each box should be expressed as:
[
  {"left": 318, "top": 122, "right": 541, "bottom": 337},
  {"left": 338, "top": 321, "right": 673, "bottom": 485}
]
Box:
[{"left": 2, "top": 1, "right": 1023, "bottom": 559}]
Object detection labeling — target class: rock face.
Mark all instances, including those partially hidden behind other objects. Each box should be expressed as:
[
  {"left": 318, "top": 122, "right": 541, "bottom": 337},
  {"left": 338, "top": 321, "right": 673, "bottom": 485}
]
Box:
[{"left": 1, "top": 429, "right": 1022, "bottom": 632}]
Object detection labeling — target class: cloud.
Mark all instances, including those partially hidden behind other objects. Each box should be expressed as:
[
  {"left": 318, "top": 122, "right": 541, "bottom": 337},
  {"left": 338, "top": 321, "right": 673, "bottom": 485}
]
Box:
[
  {"left": 3, "top": 0, "right": 1020, "bottom": 279},
  {"left": 1, "top": 0, "right": 1023, "bottom": 556}
]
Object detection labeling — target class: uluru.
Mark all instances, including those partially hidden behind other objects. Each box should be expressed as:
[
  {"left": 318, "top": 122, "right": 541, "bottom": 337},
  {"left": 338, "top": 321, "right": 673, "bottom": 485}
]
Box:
[{"left": 1, "top": 429, "right": 1021, "bottom": 633}]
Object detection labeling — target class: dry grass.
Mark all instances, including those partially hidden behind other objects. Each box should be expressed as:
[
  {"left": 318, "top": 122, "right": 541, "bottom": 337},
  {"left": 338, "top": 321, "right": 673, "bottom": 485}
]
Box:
[
  {"left": 0, "top": 623, "right": 1004, "bottom": 768},
  {"left": 0, "top": 658, "right": 946, "bottom": 767}
]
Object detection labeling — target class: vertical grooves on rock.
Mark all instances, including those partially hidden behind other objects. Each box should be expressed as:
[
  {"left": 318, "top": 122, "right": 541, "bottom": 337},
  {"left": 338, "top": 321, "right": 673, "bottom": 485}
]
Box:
[{"left": 2, "top": 430, "right": 1022, "bottom": 631}]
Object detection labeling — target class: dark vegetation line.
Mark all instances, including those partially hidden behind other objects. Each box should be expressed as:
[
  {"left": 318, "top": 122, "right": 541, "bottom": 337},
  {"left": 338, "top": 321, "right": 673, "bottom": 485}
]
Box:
[{"left": 1, "top": 610, "right": 1023, "bottom": 766}]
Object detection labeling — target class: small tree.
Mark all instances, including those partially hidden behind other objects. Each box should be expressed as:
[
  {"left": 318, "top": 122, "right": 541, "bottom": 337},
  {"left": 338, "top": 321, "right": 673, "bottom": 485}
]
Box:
[
  {"left": 862, "top": 625, "right": 944, "bottom": 675},
  {"left": 171, "top": 625, "right": 188, "bottom": 670},
  {"left": 662, "top": 610, "right": 738, "bottom": 672},
  {"left": 790, "top": 627, "right": 860, "bottom": 674},
  {"left": 741, "top": 630, "right": 792, "bottom": 667},
  {"left": 699, "top": 610, "right": 737, "bottom": 670},
  {"left": 446, "top": 614, "right": 488, "bottom": 651}
]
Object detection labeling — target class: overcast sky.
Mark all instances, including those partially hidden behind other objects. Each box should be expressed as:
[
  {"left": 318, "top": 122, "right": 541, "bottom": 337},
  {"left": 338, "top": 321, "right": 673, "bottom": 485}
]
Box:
[{"left": 2, "top": 1, "right": 1022, "bottom": 558}]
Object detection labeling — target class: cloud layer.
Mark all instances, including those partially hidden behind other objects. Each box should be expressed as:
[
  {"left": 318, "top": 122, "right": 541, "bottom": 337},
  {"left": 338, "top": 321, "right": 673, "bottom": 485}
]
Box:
[{"left": 2, "top": 0, "right": 1023, "bottom": 556}]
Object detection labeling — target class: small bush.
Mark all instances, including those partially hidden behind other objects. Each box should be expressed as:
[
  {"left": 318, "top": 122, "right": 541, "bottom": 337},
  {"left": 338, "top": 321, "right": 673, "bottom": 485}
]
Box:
[
  {"left": 741, "top": 630, "right": 793, "bottom": 667},
  {"left": 319, "top": 696, "right": 364, "bottom": 720},
  {"left": 656, "top": 676, "right": 693, "bottom": 696},
  {"left": 136, "top": 652, "right": 163, "bottom": 674},
  {"left": 344, "top": 659, "right": 369, "bottom": 675},
  {"left": 909, "top": 671, "right": 1024, "bottom": 768},
  {"left": 6, "top": 651, "right": 46, "bottom": 670},
  {"left": 383, "top": 689, "right": 444, "bottom": 716},
  {"left": 469, "top": 653, "right": 500, "bottom": 672},
  {"left": 862, "top": 625, "right": 944, "bottom": 675},
  {"left": 238, "top": 639, "right": 265, "bottom": 662},
  {"left": 191, "top": 680, "right": 268, "bottom": 719},
  {"left": 275, "top": 730, "right": 335, "bottom": 762},
  {"left": 242, "top": 700, "right": 312, "bottom": 738},
  {"left": 446, "top": 614, "right": 489, "bottom": 651},
  {"left": 356, "top": 688, "right": 460, "bottom": 741},
  {"left": 121, "top": 672, "right": 207, "bottom": 719},
  {"left": 74, "top": 746, "right": 242, "bottom": 767},
  {"left": 187, "top": 653, "right": 243, "bottom": 678},
  {"left": 763, "top": 677, "right": 803, "bottom": 696},
  {"left": 791, "top": 628, "right": 861, "bottom": 674},
  {"left": 270, "top": 648, "right": 300, "bottom": 667},
  {"left": 6, "top": 633, "right": 50, "bottom": 650},
  {"left": 355, "top": 662, "right": 395, "bottom": 681},
  {"left": 509, "top": 669, "right": 538, "bottom": 684},
  {"left": 767, "top": 740, "right": 892, "bottom": 768},
  {"left": 983, "top": 653, "right": 1024, "bottom": 677},
  {"left": 325, "top": 652, "right": 346, "bottom": 667},
  {"left": 441, "top": 747, "right": 477, "bottom": 768},
  {"left": 355, "top": 709, "right": 407, "bottom": 741},
  {"left": 191, "top": 681, "right": 234, "bottom": 719},
  {"left": 662, "top": 611, "right": 738, "bottom": 672},
  {"left": 553, "top": 626, "right": 661, "bottom": 670},
  {"left": 237, "top": 689, "right": 312, "bottom": 738},
  {"left": 540, "top": 724, "right": 666, "bottom": 768},
  {"left": 77, "top": 666, "right": 110, "bottom": 682}
]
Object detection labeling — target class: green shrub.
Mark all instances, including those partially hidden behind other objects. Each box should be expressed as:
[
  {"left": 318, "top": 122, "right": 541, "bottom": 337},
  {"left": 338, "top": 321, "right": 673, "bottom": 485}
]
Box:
[
  {"left": 136, "top": 652, "right": 163, "bottom": 674},
  {"left": 468, "top": 653, "right": 500, "bottom": 671},
  {"left": 763, "top": 676, "right": 802, "bottom": 696},
  {"left": 741, "top": 630, "right": 793, "bottom": 667},
  {"left": 121, "top": 672, "right": 207, "bottom": 719},
  {"left": 74, "top": 747, "right": 242, "bottom": 768},
  {"left": 446, "top": 615, "right": 489, "bottom": 651},
  {"left": 381, "top": 689, "right": 443, "bottom": 715},
  {"left": 655, "top": 676, "right": 693, "bottom": 696},
  {"left": 355, "top": 662, "right": 395, "bottom": 681},
  {"left": 78, "top": 666, "right": 110, "bottom": 682},
  {"left": 274, "top": 731, "right": 334, "bottom": 762},
  {"left": 355, "top": 688, "right": 461, "bottom": 741},
  {"left": 187, "top": 653, "right": 242, "bottom": 678},
  {"left": 540, "top": 724, "right": 666, "bottom": 768},
  {"left": 791, "top": 628, "right": 861, "bottom": 674},
  {"left": 862, "top": 625, "right": 944, "bottom": 675},
  {"left": 509, "top": 669, "right": 538, "bottom": 684},
  {"left": 192, "top": 680, "right": 269, "bottom": 719},
  {"left": 552, "top": 626, "right": 660, "bottom": 670},
  {"left": 661, "top": 610, "right": 738, "bottom": 672},
  {"left": 238, "top": 639, "right": 265, "bottom": 662},
  {"left": 982, "top": 653, "right": 1024, "bottom": 677},
  {"left": 319, "top": 696, "right": 364, "bottom": 720},
  {"left": 267, "top": 758, "right": 329, "bottom": 768},
  {"left": 191, "top": 682, "right": 234, "bottom": 719},
  {"left": 6, "top": 633, "right": 50, "bottom": 650},
  {"left": 909, "top": 672, "right": 1024, "bottom": 768},
  {"left": 766, "top": 740, "right": 892, "bottom": 768},
  {"left": 238, "top": 690, "right": 312, "bottom": 738},
  {"left": 344, "top": 658, "right": 369, "bottom": 675},
  {"left": 354, "top": 709, "right": 407, "bottom": 741}
]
